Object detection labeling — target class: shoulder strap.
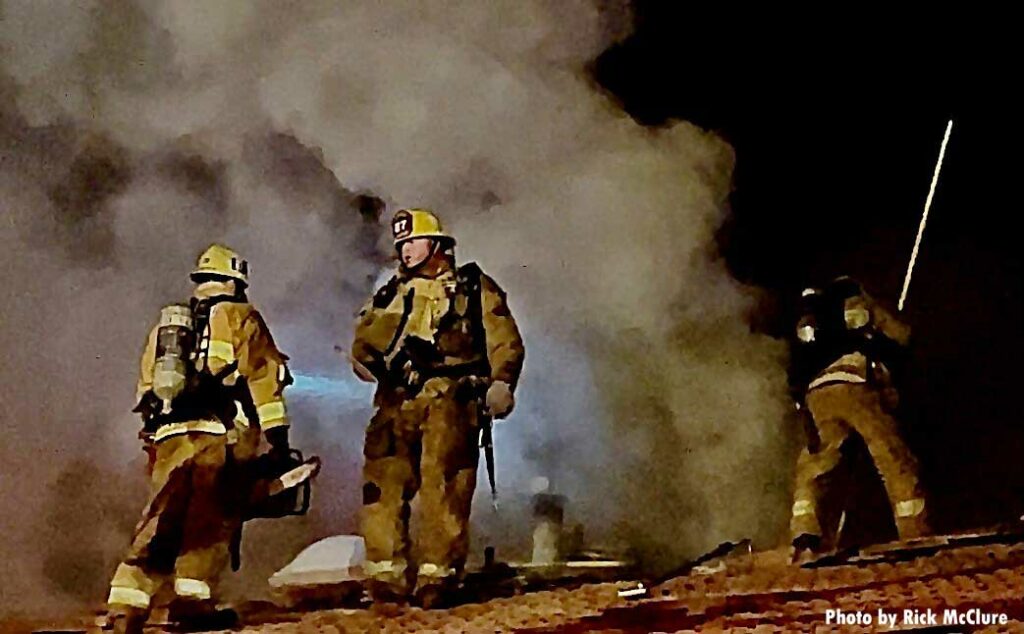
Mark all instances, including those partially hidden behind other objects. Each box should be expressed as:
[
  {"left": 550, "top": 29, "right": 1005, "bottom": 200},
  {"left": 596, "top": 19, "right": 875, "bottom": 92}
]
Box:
[
  {"left": 189, "top": 295, "right": 239, "bottom": 364},
  {"left": 372, "top": 275, "right": 401, "bottom": 309},
  {"left": 383, "top": 287, "right": 416, "bottom": 359},
  {"left": 457, "top": 262, "right": 483, "bottom": 288},
  {"left": 457, "top": 262, "right": 488, "bottom": 360}
]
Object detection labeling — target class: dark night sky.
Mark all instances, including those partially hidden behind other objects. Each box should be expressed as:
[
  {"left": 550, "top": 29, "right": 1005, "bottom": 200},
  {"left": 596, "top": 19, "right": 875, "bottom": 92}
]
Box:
[{"left": 594, "top": 4, "right": 1022, "bottom": 532}]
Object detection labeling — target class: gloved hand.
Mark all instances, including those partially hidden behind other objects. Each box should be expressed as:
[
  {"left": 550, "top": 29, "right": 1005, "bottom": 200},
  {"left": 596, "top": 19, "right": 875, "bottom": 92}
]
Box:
[
  {"left": 265, "top": 427, "right": 291, "bottom": 459},
  {"left": 132, "top": 390, "right": 163, "bottom": 423},
  {"left": 352, "top": 359, "right": 377, "bottom": 383},
  {"left": 484, "top": 381, "right": 515, "bottom": 419},
  {"left": 843, "top": 296, "right": 871, "bottom": 330}
]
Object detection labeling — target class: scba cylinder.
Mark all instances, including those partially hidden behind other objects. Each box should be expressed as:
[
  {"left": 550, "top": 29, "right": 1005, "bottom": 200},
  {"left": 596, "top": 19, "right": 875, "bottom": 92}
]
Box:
[{"left": 153, "top": 304, "right": 195, "bottom": 412}]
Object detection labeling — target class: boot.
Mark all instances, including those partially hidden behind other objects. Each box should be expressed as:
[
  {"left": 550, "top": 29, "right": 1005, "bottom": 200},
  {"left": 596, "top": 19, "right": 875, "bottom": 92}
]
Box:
[
  {"left": 166, "top": 598, "right": 237, "bottom": 632},
  {"left": 365, "top": 578, "right": 410, "bottom": 606},
  {"left": 106, "top": 607, "right": 147, "bottom": 634},
  {"left": 413, "top": 577, "right": 461, "bottom": 610},
  {"left": 790, "top": 532, "right": 823, "bottom": 564}
]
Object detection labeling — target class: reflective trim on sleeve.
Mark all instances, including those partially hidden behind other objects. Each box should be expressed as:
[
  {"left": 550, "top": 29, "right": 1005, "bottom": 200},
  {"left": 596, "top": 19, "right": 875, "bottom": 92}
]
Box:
[
  {"left": 207, "top": 339, "right": 235, "bottom": 362},
  {"left": 895, "top": 498, "right": 926, "bottom": 518},
  {"left": 257, "top": 401, "right": 287, "bottom": 427},
  {"left": 174, "top": 577, "right": 212, "bottom": 600},
  {"left": 260, "top": 417, "right": 289, "bottom": 431},
  {"left": 108, "top": 586, "right": 151, "bottom": 609}
]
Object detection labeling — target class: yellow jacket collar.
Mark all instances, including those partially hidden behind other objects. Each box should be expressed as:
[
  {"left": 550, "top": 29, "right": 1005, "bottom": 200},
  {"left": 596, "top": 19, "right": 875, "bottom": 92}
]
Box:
[{"left": 193, "top": 279, "right": 237, "bottom": 300}]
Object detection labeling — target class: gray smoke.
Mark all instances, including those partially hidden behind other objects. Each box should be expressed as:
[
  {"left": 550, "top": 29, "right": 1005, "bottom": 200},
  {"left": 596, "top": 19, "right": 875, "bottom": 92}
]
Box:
[{"left": 0, "top": 0, "right": 795, "bottom": 619}]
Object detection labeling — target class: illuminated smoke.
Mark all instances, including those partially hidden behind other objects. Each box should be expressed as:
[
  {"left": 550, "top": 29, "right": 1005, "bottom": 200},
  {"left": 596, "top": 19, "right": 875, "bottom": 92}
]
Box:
[{"left": 0, "top": 0, "right": 794, "bottom": 617}]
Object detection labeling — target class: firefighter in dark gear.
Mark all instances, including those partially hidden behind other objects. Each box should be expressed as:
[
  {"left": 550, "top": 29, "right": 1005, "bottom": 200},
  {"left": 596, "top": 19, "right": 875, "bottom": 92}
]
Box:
[
  {"left": 105, "top": 244, "right": 292, "bottom": 632},
  {"left": 788, "top": 276, "right": 929, "bottom": 557},
  {"left": 351, "top": 208, "right": 525, "bottom": 607}
]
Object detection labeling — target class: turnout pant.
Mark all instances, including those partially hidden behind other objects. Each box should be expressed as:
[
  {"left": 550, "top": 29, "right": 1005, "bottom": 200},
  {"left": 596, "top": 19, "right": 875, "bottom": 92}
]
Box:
[
  {"left": 790, "top": 382, "right": 929, "bottom": 548},
  {"left": 107, "top": 432, "right": 235, "bottom": 613},
  {"left": 360, "top": 377, "right": 481, "bottom": 592}
]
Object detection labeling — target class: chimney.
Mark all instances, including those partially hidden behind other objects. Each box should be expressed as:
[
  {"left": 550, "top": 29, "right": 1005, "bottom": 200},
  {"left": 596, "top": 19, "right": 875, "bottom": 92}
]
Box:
[{"left": 531, "top": 492, "right": 566, "bottom": 565}]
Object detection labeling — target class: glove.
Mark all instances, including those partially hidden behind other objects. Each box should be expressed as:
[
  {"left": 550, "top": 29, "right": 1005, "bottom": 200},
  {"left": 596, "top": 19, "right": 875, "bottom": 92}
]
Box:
[
  {"left": 843, "top": 296, "right": 871, "bottom": 330},
  {"left": 132, "top": 390, "right": 163, "bottom": 430},
  {"left": 352, "top": 359, "right": 377, "bottom": 383},
  {"left": 484, "top": 381, "right": 515, "bottom": 419},
  {"left": 265, "top": 427, "right": 291, "bottom": 459}
]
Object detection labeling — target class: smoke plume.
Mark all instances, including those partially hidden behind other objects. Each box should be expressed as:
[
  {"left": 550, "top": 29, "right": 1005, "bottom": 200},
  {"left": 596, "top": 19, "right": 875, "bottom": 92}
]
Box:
[{"left": 0, "top": 0, "right": 794, "bottom": 618}]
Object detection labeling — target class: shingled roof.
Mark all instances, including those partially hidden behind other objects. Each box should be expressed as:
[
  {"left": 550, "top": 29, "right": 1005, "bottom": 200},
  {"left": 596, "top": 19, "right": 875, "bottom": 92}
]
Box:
[
  {"left": 21, "top": 531, "right": 1024, "bottom": 632},
  {"left": 220, "top": 531, "right": 1024, "bottom": 633}
]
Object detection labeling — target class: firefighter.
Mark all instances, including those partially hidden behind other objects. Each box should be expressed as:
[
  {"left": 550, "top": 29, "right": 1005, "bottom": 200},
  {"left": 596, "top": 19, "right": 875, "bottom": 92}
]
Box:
[
  {"left": 105, "top": 244, "right": 292, "bottom": 633},
  {"left": 789, "top": 276, "right": 929, "bottom": 558},
  {"left": 351, "top": 208, "right": 525, "bottom": 607}
]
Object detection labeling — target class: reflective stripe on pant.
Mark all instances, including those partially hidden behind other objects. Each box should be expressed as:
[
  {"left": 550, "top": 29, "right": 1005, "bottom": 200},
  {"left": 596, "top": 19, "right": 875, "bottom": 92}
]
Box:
[
  {"left": 791, "top": 382, "right": 929, "bottom": 544},
  {"left": 362, "top": 559, "right": 409, "bottom": 588},
  {"left": 174, "top": 577, "right": 212, "bottom": 600},
  {"left": 418, "top": 563, "right": 456, "bottom": 580},
  {"left": 790, "top": 497, "right": 819, "bottom": 537},
  {"left": 107, "top": 432, "right": 232, "bottom": 611},
  {"left": 789, "top": 417, "right": 851, "bottom": 546},
  {"left": 108, "top": 567, "right": 155, "bottom": 610},
  {"left": 360, "top": 378, "right": 480, "bottom": 589}
]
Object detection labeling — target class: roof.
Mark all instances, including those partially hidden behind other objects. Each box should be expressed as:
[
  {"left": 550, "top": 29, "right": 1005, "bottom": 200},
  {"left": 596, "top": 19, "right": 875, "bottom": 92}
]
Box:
[
  {"left": 225, "top": 532, "right": 1024, "bottom": 632},
  {"left": 23, "top": 532, "right": 1024, "bottom": 632}
]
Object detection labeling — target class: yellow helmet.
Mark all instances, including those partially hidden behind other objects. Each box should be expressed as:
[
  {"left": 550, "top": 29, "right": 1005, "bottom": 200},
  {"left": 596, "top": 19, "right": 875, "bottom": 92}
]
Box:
[
  {"left": 391, "top": 208, "right": 455, "bottom": 247},
  {"left": 191, "top": 244, "right": 249, "bottom": 284}
]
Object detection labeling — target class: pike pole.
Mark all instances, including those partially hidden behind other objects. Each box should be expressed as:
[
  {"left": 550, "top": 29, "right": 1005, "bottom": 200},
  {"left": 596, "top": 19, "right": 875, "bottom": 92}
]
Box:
[{"left": 898, "top": 119, "right": 953, "bottom": 312}]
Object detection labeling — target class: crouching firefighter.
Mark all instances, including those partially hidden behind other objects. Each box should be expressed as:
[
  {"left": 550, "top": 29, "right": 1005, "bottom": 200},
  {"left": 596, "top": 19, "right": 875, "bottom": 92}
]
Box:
[
  {"left": 105, "top": 244, "right": 316, "bottom": 633},
  {"left": 788, "top": 276, "right": 930, "bottom": 559},
  {"left": 350, "top": 208, "right": 525, "bottom": 608}
]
